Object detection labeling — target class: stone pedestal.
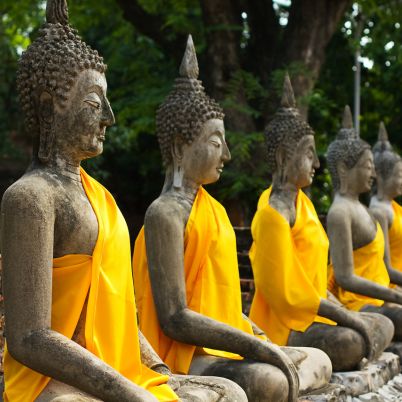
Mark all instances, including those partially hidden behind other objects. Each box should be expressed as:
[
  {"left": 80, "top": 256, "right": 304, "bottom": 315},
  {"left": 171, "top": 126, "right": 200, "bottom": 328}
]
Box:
[
  {"left": 385, "top": 342, "right": 402, "bottom": 369},
  {"left": 300, "top": 383, "right": 347, "bottom": 401},
  {"left": 330, "top": 352, "right": 401, "bottom": 400}
]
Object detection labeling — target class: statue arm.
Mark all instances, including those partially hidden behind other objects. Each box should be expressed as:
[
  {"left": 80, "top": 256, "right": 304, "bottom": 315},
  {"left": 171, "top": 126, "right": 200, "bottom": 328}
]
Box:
[
  {"left": 371, "top": 207, "right": 402, "bottom": 286},
  {"left": 138, "top": 330, "right": 171, "bottom": 375},
  {"left": 327, "top": 207, "right": 402, "bottom": 304},
  {"left": 318, "top": 299, "right": 375, "bottom": 361},
  {"left": 144, "top": 202, "right": 299, "bottom": 401},
  {"left": 242, "top": 313, "right": 269, "bottom": 338},
  {"left": 1, "top": 187, "right": 157, "bottom": 402}
]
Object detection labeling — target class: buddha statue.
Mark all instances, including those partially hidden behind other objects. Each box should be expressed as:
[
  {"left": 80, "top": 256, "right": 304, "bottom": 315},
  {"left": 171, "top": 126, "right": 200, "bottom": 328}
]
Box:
[
  {"left": 326, "top": 107, "right": 402, "bottom": 341},
  {"left": 133, "top": 36, "right": 335, "bottom": 402},
  {"left": 370, "top": 123, "right": 402, "bottom": 282},
  {"left": 0, "top": 2, "right": 247, "bottom": 401},
  {"left": 248, "top": 78, "right": 393, "bottom": 372}
]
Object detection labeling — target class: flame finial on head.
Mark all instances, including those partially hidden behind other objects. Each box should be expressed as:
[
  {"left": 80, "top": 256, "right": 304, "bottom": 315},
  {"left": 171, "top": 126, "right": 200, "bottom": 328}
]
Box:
[
  {"left": 179, "top": 35, "right": 199, "bottom": 79},
  {"left": 336, "top": 105, "right": 357, "bottom": 140},
  {"left": 281, "top": 73, "right": 296, "bottom": 108},
  {"left": 46, "top": 0, "right": 69, "bottom": 25},
  {"left": 342, "top": 105, "right": 354, "bottom": 130},
  {"left": 378, "top": 121, "right": 389, "bottom": 142}
]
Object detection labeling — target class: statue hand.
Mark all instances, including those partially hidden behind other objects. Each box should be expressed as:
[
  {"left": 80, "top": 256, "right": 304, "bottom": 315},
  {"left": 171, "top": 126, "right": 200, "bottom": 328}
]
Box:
[
  {"left": 167, "top": 374, "right": 182, "bottom": 392},
  {"left": 262, "top": 343, "right": 300, "bottom": 402},
  {"left": 352, "top": 315, "right": 377, "bottom": 362}
]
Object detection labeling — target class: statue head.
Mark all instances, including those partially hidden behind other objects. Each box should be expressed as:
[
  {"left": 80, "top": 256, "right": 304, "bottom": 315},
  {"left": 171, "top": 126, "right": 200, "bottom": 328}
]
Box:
[
  {"left": 265, "top": 74, "right": 318, "bottom": 189},
  {"left": 156, "top": 35, "right": 228, "bottom": 188},
  {"left": 372, "top": 122, "right": 402, "bottom": 199},
  {"left": 17, "top": 0, "right": 114, "bottom": 163},
  {"left": 327, "top": 106, "right": 372, "bottom": 193}
]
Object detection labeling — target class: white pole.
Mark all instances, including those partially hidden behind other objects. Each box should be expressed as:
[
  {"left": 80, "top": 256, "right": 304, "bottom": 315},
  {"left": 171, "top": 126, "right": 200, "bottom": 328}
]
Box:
[{"left": 354, "top": 10, "right": 363, "bottom": 136}]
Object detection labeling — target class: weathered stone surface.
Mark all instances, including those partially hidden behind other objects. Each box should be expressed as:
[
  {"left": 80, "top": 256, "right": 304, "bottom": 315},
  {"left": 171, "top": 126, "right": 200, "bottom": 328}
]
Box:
[
  {"left": 330, "top": 352, "right": 400, "bottom": 397},
  {"left": 385, "top": 342, "right": 402, "bottom": 365},
  {"left": 300, "top": 383, "right": 347, "bottom": 401}
]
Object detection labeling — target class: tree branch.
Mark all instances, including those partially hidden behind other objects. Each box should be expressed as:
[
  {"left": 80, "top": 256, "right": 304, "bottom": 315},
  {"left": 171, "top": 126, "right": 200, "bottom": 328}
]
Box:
[
  {"left": 115, "top": 0, "right": 185, "bottom": 61},
  {"left": 245, "top": 0, "right": 281, "bottom": 84}
]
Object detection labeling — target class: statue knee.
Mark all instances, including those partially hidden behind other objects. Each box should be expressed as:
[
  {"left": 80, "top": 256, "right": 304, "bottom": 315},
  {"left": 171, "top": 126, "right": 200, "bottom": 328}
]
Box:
[
  {"left": 50, "top": 396, "right": 97, "bottom": 402},
  {"left": 363, "top": 312, "right": 394, "bottom": 347},
  {"left": 295, "top": 347, "right": 332, "bottom": 392},
  {"left": 329, "top": 327, "right": 365, "bottom": 371},
  {"left": 214, "top": 377, "right": 248, "bottom": 402},
  {"left": 245, "top": 364, "right": 289, "bottom": 402}
]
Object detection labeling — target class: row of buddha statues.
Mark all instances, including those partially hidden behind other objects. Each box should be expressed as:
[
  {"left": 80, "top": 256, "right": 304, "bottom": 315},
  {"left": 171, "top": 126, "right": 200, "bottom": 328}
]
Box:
[{"left": 2, "top": 0, "right": 402, "bottom": 401}]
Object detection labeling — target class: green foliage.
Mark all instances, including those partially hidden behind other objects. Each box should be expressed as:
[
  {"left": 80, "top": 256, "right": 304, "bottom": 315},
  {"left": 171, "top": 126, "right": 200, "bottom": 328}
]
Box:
[{"left": 3, "top": 0, "right": 402, "bottom": 224}]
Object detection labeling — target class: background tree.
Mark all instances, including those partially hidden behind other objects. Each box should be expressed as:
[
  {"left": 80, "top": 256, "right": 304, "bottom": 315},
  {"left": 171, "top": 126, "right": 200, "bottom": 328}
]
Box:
[{"left": 1, "top": 0, "right": 402, "bottom": 237}]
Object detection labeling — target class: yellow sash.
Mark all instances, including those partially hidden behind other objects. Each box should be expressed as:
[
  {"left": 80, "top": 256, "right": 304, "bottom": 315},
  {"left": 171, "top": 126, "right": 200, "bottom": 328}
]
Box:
[
  {"left": 328, "top": 222, "right": 390, "bottom": 311},
  {"left": 389, "top": 201, "right": 402, "bottom": 273},
  {"left": 133, "top": 187, "right": 255, "bottom": 375},
  {"left": 4, "top": 168, "right": 177, "bottom": 402},
  {"left": 249, "top": 187, "right": 334, "bottom": 345}
]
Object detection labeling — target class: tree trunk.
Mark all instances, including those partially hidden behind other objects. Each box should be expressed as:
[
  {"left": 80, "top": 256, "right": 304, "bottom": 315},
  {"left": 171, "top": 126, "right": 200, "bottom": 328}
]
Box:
[
  {"left": 200, "top": 0, "right": 256, "bottom": 132},
  {"left": 283, "top": 0, "right": 351, "bottom": 118}
]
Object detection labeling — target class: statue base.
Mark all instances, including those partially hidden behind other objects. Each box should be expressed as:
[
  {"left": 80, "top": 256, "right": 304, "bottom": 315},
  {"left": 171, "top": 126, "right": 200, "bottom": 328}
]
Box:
[{"left": 330, "top": 352, "right": 401, "bottom": 400}]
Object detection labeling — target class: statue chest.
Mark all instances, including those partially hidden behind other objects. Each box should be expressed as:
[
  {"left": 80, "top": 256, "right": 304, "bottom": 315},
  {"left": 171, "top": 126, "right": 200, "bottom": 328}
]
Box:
[
  {"left": 53, "top": 187, "right": 99, "bottom": 257},
  {"left": 351, "top": 206, "right": 378, "bottom": 249}
]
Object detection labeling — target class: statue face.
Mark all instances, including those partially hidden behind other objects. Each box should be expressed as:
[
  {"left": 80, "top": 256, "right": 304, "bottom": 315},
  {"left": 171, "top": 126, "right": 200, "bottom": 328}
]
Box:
[
  {"left": 344, "top": 149, "right": 375, "bottom": 194},
  {"left": 180, "top": 118, "right": 230, "bottom": 185},
  {"left": 384, "top": 160, "right": 402, "bottom": 199},
  {"left": 285, "top": 135, "right": 319, "bottom": 189},
  {"left": 51, "top": 69, "right": 115, "bottom": 161}
]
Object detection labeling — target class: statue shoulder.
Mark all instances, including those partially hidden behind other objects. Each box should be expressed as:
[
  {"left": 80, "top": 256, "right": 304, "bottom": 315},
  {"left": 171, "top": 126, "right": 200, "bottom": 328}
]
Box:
[
  {"left": 145, "top": 195, "right": 189, "bottom": 229},
  {"left": 268, "top": 193, "right": 292, "bottom": 224},
  {"left": 2, "top": 174, "right": 56, "bottom": 216},
  {"left": 327, "top": 200, "right": 351, "bottom": 230}
]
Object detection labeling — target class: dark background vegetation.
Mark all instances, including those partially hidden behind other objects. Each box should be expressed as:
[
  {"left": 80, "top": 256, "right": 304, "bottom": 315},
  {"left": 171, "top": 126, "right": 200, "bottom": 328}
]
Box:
[{"left": 1, "top": 0, "right": 402, "bottom": 237}]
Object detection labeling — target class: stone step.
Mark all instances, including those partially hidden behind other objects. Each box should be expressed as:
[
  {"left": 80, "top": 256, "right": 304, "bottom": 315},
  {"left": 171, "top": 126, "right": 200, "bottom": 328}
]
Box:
[
  {"left": 330, "top": 352, "right": 401, "bottom": 397},
  {"left": 300, "top": 383, "right": 347, "bottom": 401}
]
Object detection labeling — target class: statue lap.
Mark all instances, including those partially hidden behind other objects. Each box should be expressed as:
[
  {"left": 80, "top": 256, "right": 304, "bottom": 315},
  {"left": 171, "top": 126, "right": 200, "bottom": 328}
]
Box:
[
  {"left": 36, "top": 376, "right": 247, "bottom": 402},
  {"left": 288, "top": 312, "right": 393, "bottom": 371},
  {"left": 189, "top": 347, "right": 331, "bottom": 402},
  {"left": 361, "top": 304, "right": 402, "bottom": 340}
]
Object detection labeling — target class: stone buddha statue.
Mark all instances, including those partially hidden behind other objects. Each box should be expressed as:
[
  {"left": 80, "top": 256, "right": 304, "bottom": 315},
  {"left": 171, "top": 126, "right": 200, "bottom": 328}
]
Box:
[
  {"left": 326, "top": 107, "right": 402, "bottom": 341},
  {"left": 370, "top": 123, "right": 402, "bottom": 288},
  {"left": 133, "top": 36, "right": 335, "bottom": 402},
  {"left": 248, "top": 78, "right": 393, "bottom": 372},
  {"left": 0, "top": 2, "right": 247, "bottom": 401}
]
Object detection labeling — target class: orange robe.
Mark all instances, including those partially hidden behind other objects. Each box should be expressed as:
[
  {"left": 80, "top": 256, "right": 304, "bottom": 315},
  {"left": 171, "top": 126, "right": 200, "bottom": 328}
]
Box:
[
  {"left": 328, "top": 223, "right": 390, "bottom": 311},
  {"left": 249, "top": 187, "right": 334, "bottom": 345},
  {"left": 3, "top": 169, "right": 177, "bottom": 402},
  {"left": 389, "top": 201, "right": 402, "bottom": 273},
  {"left": 133, "top": 187, "right": 255, "bottom": 375}
]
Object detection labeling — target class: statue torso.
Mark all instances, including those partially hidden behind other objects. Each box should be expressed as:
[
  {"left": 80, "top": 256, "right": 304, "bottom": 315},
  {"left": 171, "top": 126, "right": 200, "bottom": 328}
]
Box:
[
  {"left": 7, "top": 168, "right": 99, "bottom": 347},
  {"left": 329, "top": 195, "right": 378, "bottom": 250}
]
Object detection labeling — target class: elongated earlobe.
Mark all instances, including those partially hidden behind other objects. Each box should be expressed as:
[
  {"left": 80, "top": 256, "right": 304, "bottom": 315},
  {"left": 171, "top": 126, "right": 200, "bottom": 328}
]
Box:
[{"left": 38, "top": 91, "right": 55, "bottom": 163}]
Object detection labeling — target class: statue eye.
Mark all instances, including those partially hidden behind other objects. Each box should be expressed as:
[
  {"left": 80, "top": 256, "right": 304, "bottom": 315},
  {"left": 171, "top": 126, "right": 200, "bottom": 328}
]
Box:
[
  {"left": 84, "top": 92, "right": 102, "bottom": 109},
  {"left": 84, "top": 99, "right": 101, "bottom": 109}
]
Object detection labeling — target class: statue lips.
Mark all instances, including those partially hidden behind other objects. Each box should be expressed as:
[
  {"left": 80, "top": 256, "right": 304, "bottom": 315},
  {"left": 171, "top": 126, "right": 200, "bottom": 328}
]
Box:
[{"left": 217, "top": 165, "right": 224, "bottom": 174}]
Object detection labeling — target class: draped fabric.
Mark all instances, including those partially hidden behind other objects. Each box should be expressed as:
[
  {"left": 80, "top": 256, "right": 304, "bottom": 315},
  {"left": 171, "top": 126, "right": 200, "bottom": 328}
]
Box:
[
  {"left": 249, "top": 187, "right": 335, "bottom": 345},
  {"left": 133, "top": 187, "right": 255, "bottom": 375},
  {"left": 389, "top": 201, "right": 402, "bottom": 273},
  {"left": 4, "top": 168, "right": 177, "bottom": 402},
  {"left": 328, "top": 223, "right": 390, "bottom": 311}
]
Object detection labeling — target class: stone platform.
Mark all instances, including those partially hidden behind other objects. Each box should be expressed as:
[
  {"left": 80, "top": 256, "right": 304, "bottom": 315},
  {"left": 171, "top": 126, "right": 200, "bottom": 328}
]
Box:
[
  {"left": 300, "top": 383, "right": 347, "bottom": 401},
  {"left": 330, "top": 352, "right": 402, "bottom": 400}
]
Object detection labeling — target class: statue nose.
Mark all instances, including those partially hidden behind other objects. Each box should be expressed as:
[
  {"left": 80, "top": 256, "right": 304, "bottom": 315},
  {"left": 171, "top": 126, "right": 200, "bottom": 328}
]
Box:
[
  {"left": 222, "top": 141, "right": 231, "bottom": 162},
  {"left": 102, "top": 98, "right": 115, "bottom": 126}
]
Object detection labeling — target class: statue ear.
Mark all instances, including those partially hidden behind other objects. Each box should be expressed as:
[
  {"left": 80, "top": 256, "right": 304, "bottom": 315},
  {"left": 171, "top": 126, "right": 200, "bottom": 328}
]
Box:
[
  {"left": 171, "top": 135, "right": 184, "bottom": 163},
  {"left": 337, "top": 160, "right": 348, "bottom": 178},
  {"left": 38, "top": 91, "right": 55, "bottom": 163},
  {"left": 275, "top": 144, "right": 287, "bottom": 171}
]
